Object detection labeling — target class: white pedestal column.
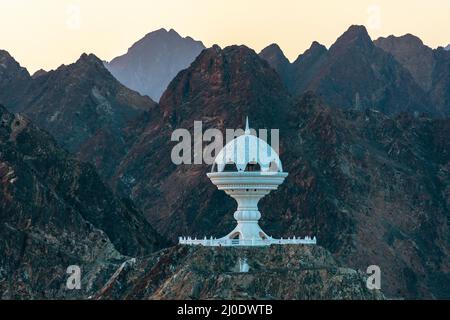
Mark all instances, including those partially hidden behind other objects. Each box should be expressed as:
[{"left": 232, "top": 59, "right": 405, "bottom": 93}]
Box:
[{"left": 223, "top": 189, "right": 270, "bottom": 240}]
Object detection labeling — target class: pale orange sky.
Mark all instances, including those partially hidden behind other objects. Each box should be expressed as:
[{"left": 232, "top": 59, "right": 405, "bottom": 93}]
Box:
[{"left": 1, "top": 0, "right": 449, "bottom": 73}]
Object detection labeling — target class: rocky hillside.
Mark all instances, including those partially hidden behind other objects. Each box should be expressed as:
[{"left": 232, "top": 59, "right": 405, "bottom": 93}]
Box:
[
  {"left": 108, "top": 42, "right": 449, "bottom": 299},
  {"left": 0, "top": 50, "right": 30, "bottom": 108},
  {"left": 258, "top": 43, "right": 292, "bottom": 86},
  {"left": 0, "top": 104, "right": 165, "bottom": 298},
  {"left": 260, "top": 25, "right": 439, "bottom": 116},
  {"left": 0, "top": 52, "right": 157, "bottom": 178},
  {"left": 106, "top": 28, "right": 205, "bottom": 101},
  {"left": 95, "top": 245, "right": 383, "bottom": 300},
  {"left": 280, "top": 94, "right": 450, "bottom": 299},
  {"left": 111, "top": 44, "right": 290, "bottom": 240},
  {"left": 374, "top": 34, "right": 450, "bottom": 115},
  {"left": 0, "top": 29, "right": 448, "bottom": 300},
  {"left": 288, "top": 41, "right": 328, "bottom": 98},
  {"left": 375, "top": 34, "right": 436, "bottom": 91}
]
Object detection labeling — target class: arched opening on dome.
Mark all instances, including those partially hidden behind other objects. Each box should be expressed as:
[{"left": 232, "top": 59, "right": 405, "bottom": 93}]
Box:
[
  {"left": 245, "top": 162, "right": 261, "bottom": 172},
  {"left": 229, "top": 232, "right": 241, "bottom": 239},
  {"left": 223, "top": 162, "right": 238, "bottom": 172},
  {"left": 268, "top": 161, "right": 279, "bottom": 172}
]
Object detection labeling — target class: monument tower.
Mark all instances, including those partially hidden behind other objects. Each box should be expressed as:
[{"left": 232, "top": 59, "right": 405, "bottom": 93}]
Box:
[{"left": 179, "top": 118, "right": 316, "bottom": 246}]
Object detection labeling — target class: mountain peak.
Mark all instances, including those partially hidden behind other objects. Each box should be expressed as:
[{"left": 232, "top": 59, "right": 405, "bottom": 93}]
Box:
[
  {"left": 292, "top": 41, "right": 327, "bottom": 66},
  {"left": 0, "top": 49, "right": 31, "bottom": 107},
  {"left": 31, "top": 69, "right": 47, "bottom": 79},
  {"left": 375, "top": 33, "right": 428, "bottom": 50},
  {"left": 78, "top": 53, "right": 101, "bottom": 62},
  {"left": 211, "top": 44, "right": 222, "bottom": 52},
  {"left": 0, "top": 49, "right": 13, "bottom": 60},
  {"left": 445, "top": 44, "right": 450, "bottom": 51},
  {"left": 259, "top": 43, "right": 289, "bottom": 63},
  {"left": 331, "top": 25, "right": 373, "bottom": 52},
  {"left": 260, "top": 43, "right": 283, "bottom": 54},
  {"left": 2, "top": 46, "right": 156, "bottom": 162},
  {"left": 107, "top": 29, "right": 205, "bottom": 101},
  {"left": 145, "top": 27, "right": 180, "bottom": 38},
  {"left": 259, "top": 43, "right": 291, "bottom": 82},
  {"left": 224, "top": 44, "right": 259, "bottom": 57},
  {"left": 77, "top": 52, "right": 102, "bottom": 64},
  {"left": 307, "top": 41, "right": 327, "bottom": 55},
  {"left": 188, "top": 44, "right": 268, "bottom": 72},
  {"left": 374, "top": 34, "right": 436, "bottom": 91},
  {"left": 64, "top": 53, "right": 108, "bottom": 77},
  {"left": 0, "top": 49, "right": 30, "bottom": 79},
  {"left": 346, "top": 24, "right": 370, "bottom": 36},
  {"left": 168, "top": 28, "right": 179, "bottom": 35},
  {"left": 159, "top": 43, "right": 288, "bottom": 126},
  {"left": 136, "top": 28, "right": 202, "bottom": 48},
  {"left": 146, "top": 27, "right": 169, "bottom": 36},
  {"left": 311, "top": 40, "right": 326, "bottom": 49},
  {"left": 400, "top": 33, "right": 425, "bottom": 45}
]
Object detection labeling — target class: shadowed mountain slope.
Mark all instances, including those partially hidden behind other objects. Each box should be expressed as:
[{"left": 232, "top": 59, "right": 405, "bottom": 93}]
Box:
[{"left": 106, "top": 28, "right": 205, "bottom": 101}]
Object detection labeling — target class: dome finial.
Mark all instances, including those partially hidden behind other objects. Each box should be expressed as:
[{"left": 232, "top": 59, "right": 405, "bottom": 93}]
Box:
[{"left": 245, "top": 116, "right": 250, "bottom": 134}]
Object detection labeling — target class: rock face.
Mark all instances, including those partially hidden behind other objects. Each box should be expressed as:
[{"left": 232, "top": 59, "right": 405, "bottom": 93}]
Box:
[
  {"left": 0, "top": 50, "right": 29, "bottom": 85},
  {"left": 106, "top": 28, "right": 205, "bottom": 101},
  {"left": 289, "top": 41, "right": 328, "bottom": 97},
  {"left": 109, "top": 44, "right": 449, "bottom": 299},
  {"left": 0, "top": 29, "right": 449, "bottom": 300},
  {"left": 300, "top": 26, "right": 431, "bottom": 115},
  {"left": 375, "top": 34, "right": 450, "bottom": 115},
  {"left": 0, "top": 52, "right": 157, "bottom": 178},
  {"left": 31, "top": 69, "right": 47, "bottom": 79},
  {"left": 95, "top": 245, "right": 383, "bottom": 300},
  {"left": 111, "top": 44, "right": 290, "bottom": 242},
  {"left": 0, "top": 50, "right": 30, "bottom": 108},
  {"left": 0, "top": 104, "right": 165, "bottom": 298},
  {"left": 444, "top": 45, "right": 450, "bottom": 51},
  {"left": 281, "top": 95, "right": 450, "bottom": 299},
  {"left": 258, "top": 43, "right": 291, "bottom": 86},
  {"left": 374, "top": 34, "right": 436, "bottom": 91},
  {"left": 260, "top": 26, "right": 435, "bottom": 116}
]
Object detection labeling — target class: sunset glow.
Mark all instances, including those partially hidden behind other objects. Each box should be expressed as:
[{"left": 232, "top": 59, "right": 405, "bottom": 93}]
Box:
[{"left": 1, "top": 0, "right": 449, "bottom": 73}]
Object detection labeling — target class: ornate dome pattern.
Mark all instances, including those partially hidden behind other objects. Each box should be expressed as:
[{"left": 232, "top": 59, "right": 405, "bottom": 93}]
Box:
[{"left": 212, "top": 118, "right": 283, "bottom": 173}]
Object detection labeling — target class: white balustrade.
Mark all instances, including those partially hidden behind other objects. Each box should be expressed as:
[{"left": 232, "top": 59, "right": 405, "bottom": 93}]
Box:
[{"left": 178, "top": 236, "right": 317, "bottom": 246}]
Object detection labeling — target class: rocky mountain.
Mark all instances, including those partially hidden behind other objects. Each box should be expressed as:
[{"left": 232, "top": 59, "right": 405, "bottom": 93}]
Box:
[
  {"left": 258, "top": 43, "right": 291, "bottom": 86},
  {"left": 374, "top": 34, "right": 435, "bottom": 91},
  {"left": 0, "top": 52, "right": 157, "bottom": 178},
  {"left": 375, "top": 34, "right": 450, "bottom": 115},
  {"left": 106, "top": 28, "right": 205, "bottom": 101},
  {"left": 0, "top": 104, "right": 165, "bottom": 298},
  {"left": 95, "top": 245, "right": 383, "bottom": 300},
  {"left": 31, "top": 69, "right": 47, "bottom": 79},
  {"left": 111, "top": 44, "right": 290, "bottom": 240},
  {"left": 280, "top": 94, "right": 450, "bottom": 299},
  {"left": 0, "top": 28, "right": 448, "bottom": 300},
  {"left": 260, "top": 26, "right": 435, "bottom": 116},
  {"left": 0, "top": 50, "right": 30, "bottom": 108},
  {"left": 107, "top": 43, "right": 449, "bottom": 298},
  {"left": 289, "top": 41, "right": 328, "bottom": 97},
  {"left": 445, "top": 44, "right": 450, "bottom": 51}
]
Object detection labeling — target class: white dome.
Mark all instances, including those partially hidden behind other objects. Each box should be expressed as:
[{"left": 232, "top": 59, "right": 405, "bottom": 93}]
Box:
[{"left": 212, "top": 119, "right": 283, "bottom": 173}]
